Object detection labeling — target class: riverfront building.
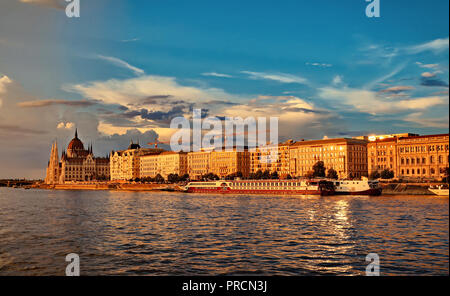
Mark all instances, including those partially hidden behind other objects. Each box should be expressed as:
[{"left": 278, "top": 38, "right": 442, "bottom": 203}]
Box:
[
  {"left": 250, "top": 141, "right": 292, "bottom": 178},
  {"left": 187, "top": 148, "right": 251, "bottom": 180},
  {"left": 289, "top": 138, "right": 368, "bottom": 179},
  {"left": 187, "top": 150, "right": 212, "bottom": 180},
  {"left": 45, "top": 129, "right": 110, "bottom": 184},
  {"left": 140, "top": 151, "right": 188, "bottom": 179},
  {"left": 368, "top": 133, "right": 449, "bottom": 180},
  {"left": 210, "top": 149, "right": 250, "bottom": 178},
  {"left": 110, "top": 141, "right": 164, "bottom": 181}
]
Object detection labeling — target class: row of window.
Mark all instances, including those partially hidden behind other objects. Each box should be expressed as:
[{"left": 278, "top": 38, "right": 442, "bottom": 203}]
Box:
[
  {"left": 401, "top": 155, "right": 447, "bottom": 165},
  {"left": 399, "top": 144, "right": 449, "bottom": 153},
  {"left": 401, "top": 168, "right": 439, "bottom": 175}
]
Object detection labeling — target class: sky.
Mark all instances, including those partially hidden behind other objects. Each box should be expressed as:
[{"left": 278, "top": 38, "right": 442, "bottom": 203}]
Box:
[{"left": 0, "top": 0, "right": 449, "bottom": 178}]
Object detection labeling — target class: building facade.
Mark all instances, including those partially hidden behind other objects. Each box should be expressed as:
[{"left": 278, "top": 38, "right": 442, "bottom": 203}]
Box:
[
  {"left": 110, "top": 142, "right": 163, "bottom": 181},
  {"left": 250, "top": 142, "right": 292, "bottom": 178},
  {"left": 210, "top": 149, "right": 250, "bottom": 178},
  {"left": 289, "top": 138, "right": 368, "bottom": 179},
  {"left": 368, "top": 133, "right": 449, "bottom": 180},
  {"left": 45, "top": 130, "right": 110, "bottom": 184},
  {"left": 140, "top": 151, "right": 188, "bottom": 179},
  {"left": 187, "top": 150, "right": 212, "bottom": 180}
]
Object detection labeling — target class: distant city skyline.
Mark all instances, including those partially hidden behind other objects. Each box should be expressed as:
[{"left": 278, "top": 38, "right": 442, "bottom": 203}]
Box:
[{"left": 0, "top": 0, "right": 448, "bottom": 178}]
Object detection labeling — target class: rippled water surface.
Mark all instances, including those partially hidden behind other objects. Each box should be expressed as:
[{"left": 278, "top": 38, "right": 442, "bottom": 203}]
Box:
[{"left": 0, "top": 187, "right": 448, "bottom": 275}]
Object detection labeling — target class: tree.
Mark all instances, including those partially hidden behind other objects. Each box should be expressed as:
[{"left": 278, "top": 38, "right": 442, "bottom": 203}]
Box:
[
  {"left": 203, "top": 173, "right": 219, "bottom": 180},
  {"left": 167, "top": 173, "right": 180, "bottom": 183},
  {"left": 255, "top": 170, "right": 263, "bottom": 180},
  {"left": 369, "top": 171, "right": 381, "bottom": 180},
  {"left": 312, "top": 161, "right": 326, "bottom": 178},
  {"left": 154, "top": 174, "right": 165, "bottom": 183},
  {"left": 224, "top": 172, "right": 244, "bottom": 180},
  {"left": 261, "top": 170, "right": 271, "bottom": 179},
  {"left": 142, "top": 176, "right": 153, "bottom": 183},
  {"left": 441, "top": 167, "right": 449, "bottom": 183},
  {"left": 326, "top": 168, "right": 339, "bottom": 179},
  {"left": 286, "top": 174, "right": 292, "bottom": 180},
  {"left": 179, "top": 174, "right": 190, "bottom": 182},
  {"left": 380, "top": 169, "right": 394, "bottom": 179},
  {"left": 270, "top": 171, "right": 279, "bottom": 179},
  {"left": 225, "top": 173, "right": 236, "bottom": 180}
]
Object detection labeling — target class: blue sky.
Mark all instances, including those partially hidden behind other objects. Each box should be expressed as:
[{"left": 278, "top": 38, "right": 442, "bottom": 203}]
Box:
[{"left": 0, "top": 0, "right": 448, "bottom": 178}]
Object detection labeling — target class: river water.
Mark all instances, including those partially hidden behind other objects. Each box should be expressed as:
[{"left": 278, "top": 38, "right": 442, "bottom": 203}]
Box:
[{"left": 0, "top": 187, "right": 448, "bottom": 276}]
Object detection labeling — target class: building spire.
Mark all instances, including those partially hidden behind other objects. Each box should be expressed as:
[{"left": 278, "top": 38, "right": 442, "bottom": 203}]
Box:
[{"left": 75, "top": 128, "right": 78, "bottom": 139}]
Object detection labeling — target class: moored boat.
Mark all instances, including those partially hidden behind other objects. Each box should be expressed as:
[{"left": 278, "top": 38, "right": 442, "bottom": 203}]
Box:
[
  {"left": 428, "top": 185, "right": 449, "bottom": 196},
  {"left": 184, "top": 179, "right": 335, "bottom": 196},
  {"left": 331, "top": 178, "right": 382, "bottom": 196}
]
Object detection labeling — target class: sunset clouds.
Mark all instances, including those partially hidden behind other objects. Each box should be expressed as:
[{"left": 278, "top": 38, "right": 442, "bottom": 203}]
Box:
[{"left": 0, "top": 0, "right": 448, "bottom": 178}]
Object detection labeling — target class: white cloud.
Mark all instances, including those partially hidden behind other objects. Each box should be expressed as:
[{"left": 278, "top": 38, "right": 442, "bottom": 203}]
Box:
[
  {"left": 415, "top": 62, "right": 440, "bottom": 69},
  {"left": 220, "top": 96, "right": 338, "bottom": 141},
  {"left": 241, "top": 71, "right": 308, "bottom": 85},
  {"left": 364, "top": 64, "right": 406, "bottom": 90},
  {"left": 0, "top": 75, "right": 12, "bottom": 92},
  {"left": 57, "top": 122, "right": 75, "bottom": 129},
  {"left": 407, "top": 37, "right": 449, "bottom": 54},
  {"left": 318, "top": 86, "right": 446, "bottom": 115},
  {"left": 121, "top": 38, "right": 140, "bottom": 43},
  {"left": 0, "top": 75, "right": 13, "bottom": 108},
  {"left": 201, "top": 72, "right": 233, "bottom": 78},
  {"left": 306, "top": 62, "right": 333, "bottom": 68},
  {"left": 97, "top": 55, "right": 145, "bottom": 76},
  {"left": 332, "top": 75, "right": 344, "bottom": 86},
  {"left": 403, "top": 112, "right": 449, "bottom": 128},
  {"left": 64, "top": 75, "right": 234, "bottom": 107}
]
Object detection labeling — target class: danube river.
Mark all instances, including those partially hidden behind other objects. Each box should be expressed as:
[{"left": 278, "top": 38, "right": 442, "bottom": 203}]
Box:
[{"left": 0, "top": 187, "right": 448, "bottom": 276}]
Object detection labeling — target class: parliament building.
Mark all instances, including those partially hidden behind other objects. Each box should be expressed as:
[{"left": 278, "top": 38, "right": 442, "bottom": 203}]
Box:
[{"left": 45, "top": 130, "right": 110, "bottom": 184}]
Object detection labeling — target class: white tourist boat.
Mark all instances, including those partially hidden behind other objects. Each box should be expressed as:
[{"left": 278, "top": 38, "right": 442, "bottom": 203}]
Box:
[
  {"left": 330, "top": 178, "right": 382, "bottom": 196},
  {"left": 428, "top": 185, "right": 449, "bottom": 196}
]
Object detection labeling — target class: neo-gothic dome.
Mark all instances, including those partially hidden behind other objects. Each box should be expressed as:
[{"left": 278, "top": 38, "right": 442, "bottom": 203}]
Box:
[
  {"left": 67, "top": 129, "right": 86, "bottom": 157},
  {"left": 68, "top": 129, "right": 84, "bottom": 150},
  {"left": 68, "top": 137, "right": 84, "bottom": 151}
]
